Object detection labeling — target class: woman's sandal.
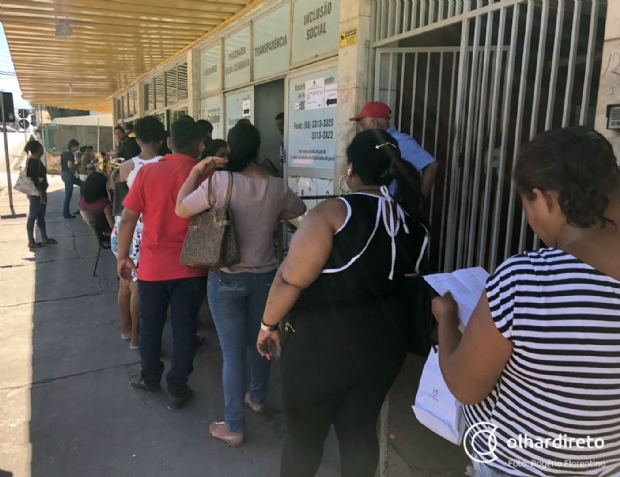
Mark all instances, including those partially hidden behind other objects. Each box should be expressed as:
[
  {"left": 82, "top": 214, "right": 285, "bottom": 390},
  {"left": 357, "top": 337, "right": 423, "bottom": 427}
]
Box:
[
  {"left": 209, "top": 422, "right": 244, "bottom": 447},
  {"left": 41, "top": 238, "right": 58, "bottom": 245},
  {"left": 121, "top": 333, "right": 132, "bottom": 340},
  {"left": 244, "top": 393, "right": 267, "bottom": 414},
  {"left": 28, "top": 242, "right": 45, "bottom": 249}
]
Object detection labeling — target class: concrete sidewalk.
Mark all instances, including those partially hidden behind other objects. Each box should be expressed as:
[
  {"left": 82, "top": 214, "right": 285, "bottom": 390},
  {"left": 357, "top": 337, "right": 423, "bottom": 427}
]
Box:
[{"left": 0, "top": 175, "right": 469, "bottom": 477}]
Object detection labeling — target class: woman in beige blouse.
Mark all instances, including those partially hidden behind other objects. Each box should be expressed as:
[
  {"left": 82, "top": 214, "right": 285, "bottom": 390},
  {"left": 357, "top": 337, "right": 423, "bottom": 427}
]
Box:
[{"left": 176, "top": 122, "right": 306, "bottom": 447}]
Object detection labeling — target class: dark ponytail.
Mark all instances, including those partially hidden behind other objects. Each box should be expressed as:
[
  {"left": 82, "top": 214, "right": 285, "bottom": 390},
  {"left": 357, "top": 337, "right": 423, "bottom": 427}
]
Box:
[
  {"left": 346, "top": 129, "right": 423, "bottom": 218},
  {"left": 226, "top": 122, "right": 260, "bottom": 172},
  {"left": 25, "top": 140, "right": 43, "bottom": 156},
  {"left": 514, "top": 127, "right": 620, "bottom": 229}
]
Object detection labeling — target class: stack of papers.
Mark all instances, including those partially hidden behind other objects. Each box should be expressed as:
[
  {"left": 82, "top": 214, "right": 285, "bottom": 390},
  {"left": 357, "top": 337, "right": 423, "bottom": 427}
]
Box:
[{"left": 423, "top": 267, "right": 489, "bottom": 330}]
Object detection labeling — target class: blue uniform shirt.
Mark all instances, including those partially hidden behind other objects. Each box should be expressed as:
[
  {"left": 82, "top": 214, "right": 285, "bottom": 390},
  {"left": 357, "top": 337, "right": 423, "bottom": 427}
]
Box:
[{"left": 386, "top": 125, "right": 435, "bottom": 171}]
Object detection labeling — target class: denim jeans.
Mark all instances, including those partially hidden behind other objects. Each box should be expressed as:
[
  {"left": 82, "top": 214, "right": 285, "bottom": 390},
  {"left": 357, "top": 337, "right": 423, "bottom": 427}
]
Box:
[
  {"left": 61, "top": 171, "right": 83, "bottom": 218},
  {"left": 207, "top": 269, "right": 276, "bottom": 432},
  {"left": 138, "top": 277, "right": 207, "bottom": 397},
  {"left": 26, "top": 195, "right": 48, "bottom": 243}
]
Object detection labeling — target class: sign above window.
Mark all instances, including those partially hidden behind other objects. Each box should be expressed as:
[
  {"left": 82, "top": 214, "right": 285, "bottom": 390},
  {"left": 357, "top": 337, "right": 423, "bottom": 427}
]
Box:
[
  {"left": 200, "top": 44, "right": 221, "bottom": 94},
  {"left": 253, "top": 3, "right": 290, "bottom": 81},
  {"left": 224, "top": 27, "right": 251, "bottom": 89},
  {"left": 291, "top": 0, "right": 340, "bottom": 65}
]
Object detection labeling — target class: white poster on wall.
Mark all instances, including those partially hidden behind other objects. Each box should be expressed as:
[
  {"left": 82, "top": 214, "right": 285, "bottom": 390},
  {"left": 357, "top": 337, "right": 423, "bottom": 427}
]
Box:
[
  {"left": 242, "top": 99, "right": 251, "bottom": 118},
  {"left": 200, "top": 45, "right": 221, "bottom": 94},
  {"left": 291, "top": 0, "right": 341, "bottom": 65},
  {"left": 288, "top": 67, "right": 337, "bottom": 169},
  {"left": 224, "top": 27, "right": 251, "bottom": 89},
  {"left": 200, "top": 95, "right": 223, "bottom": 139},
  {"left": 225, "top": 89, "right": 254, "bottom": 137},
  {"left": 325, "top": 83, "right": 338, "bottom": 107},
  {"left": 305, "top": 77, "right": 325, "bottom": 110},
  {"left": 253, "top": 3, "right": 290, "bottom": 81}
]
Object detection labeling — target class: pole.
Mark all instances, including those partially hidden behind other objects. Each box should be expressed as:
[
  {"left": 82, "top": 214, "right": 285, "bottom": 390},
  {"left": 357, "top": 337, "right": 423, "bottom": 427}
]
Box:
[
  {"left": 97, "top": 117, "right": 100, "bottom": 153},
  {"left": 23, "top": 109, "right": 27, "bottom": 144},
  {"left": 1, "top": 92, "right": 16, "bottom": 216}
]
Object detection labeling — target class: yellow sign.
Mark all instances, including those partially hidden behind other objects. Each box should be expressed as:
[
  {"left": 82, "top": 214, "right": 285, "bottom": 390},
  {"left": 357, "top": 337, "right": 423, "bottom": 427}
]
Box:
[{"left": 339, "top": 29, "right": 357, "bottom": 48}]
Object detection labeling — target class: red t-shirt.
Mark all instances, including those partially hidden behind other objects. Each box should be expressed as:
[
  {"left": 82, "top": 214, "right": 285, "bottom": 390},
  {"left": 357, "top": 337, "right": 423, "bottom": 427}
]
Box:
[{"left": 123, "top": 154, "right": 211, "bottom": 281}]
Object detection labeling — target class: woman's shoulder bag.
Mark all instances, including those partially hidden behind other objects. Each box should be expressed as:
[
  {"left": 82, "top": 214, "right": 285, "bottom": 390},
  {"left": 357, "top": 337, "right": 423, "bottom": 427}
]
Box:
[
  {"left": 180, "top": 171, "right": 241, "bottom": 269},
  {"left": 14, "top": 157, "right": 40, "bottom": 196}
]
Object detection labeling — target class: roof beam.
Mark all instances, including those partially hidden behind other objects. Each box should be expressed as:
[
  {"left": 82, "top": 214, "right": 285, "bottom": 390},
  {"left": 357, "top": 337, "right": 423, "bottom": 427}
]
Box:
[
  {"left": 1, "top": 10, "right": 221, "bottom": 30},
  {"left": 4, "top": 0, "right": 235, "bottom": 21}
]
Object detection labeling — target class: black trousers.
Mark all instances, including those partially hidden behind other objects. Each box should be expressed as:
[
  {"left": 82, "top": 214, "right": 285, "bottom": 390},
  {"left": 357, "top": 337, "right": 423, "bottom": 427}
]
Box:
[
  {"left": 280, "top": 300, "right": 407, "bottom": 477},
  {"left": 138, "top": 277, "right": 207, "bottom": 397}
]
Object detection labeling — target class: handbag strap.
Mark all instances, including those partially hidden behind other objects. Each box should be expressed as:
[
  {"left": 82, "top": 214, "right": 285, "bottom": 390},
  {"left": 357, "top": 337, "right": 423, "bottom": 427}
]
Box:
[
  {"left": 207, "top": 172, "right": 234, "bottom": 211},
  {"left": 226, "top": 171, "right": 233, "bottom": 207},
  {"left": 207, "top": 174, "right": 214, "bottom": 210}
]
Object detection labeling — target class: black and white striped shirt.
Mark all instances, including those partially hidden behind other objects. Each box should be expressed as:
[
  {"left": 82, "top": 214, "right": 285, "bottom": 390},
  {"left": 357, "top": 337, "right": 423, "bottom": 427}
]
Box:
[{"left": 464, "top": 248, "right": 620, "bottom": 476}]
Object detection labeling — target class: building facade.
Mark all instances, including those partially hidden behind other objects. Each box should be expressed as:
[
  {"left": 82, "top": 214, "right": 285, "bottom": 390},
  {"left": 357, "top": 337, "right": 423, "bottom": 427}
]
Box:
[{"left": 113, "top": 0, "right": 614, "bottom": 273}]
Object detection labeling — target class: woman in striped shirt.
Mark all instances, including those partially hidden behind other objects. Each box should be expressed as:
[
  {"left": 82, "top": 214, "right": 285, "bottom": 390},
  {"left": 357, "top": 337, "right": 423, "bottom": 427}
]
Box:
[{"left": 433, "top": 127, "right": 620, "bottom": 476}]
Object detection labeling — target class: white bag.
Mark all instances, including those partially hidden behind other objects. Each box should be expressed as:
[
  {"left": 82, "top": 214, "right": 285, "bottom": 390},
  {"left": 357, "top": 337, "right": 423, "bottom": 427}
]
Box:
[
  {"left": 14, "top": 158, "right": 40, "bottom": 196},
  {"left": 412, "top": 348, "right": 466, "bottom": 445}
]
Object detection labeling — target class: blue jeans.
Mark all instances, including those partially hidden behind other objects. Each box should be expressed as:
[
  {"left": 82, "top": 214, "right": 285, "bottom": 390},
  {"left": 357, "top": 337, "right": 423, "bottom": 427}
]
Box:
[
  {"left": 27, "top": 195, "right": 48, "bottom": 243},
  {"left": 138, "top": 277, "right": 207, "bottom": 397},
  {"left": 207, "top": 269, "right": 276, "bottom": 432},
  {"left": 61, "top": 171, "right": 83, "bottom": 218}
]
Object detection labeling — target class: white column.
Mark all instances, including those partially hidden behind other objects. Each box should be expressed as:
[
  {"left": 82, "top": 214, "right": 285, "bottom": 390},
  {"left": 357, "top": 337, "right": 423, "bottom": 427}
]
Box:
[
  {"left": 334, "top": 0, "right": 372, "bottom": 187},
  {"left": 187, "top": 48, "right": 200, "bottom": 119}
]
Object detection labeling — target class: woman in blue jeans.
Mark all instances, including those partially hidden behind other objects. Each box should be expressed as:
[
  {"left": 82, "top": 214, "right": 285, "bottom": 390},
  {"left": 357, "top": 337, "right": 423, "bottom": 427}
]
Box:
[
  {"left": 176, "top": 122, "right": 306, "bottom": 447},
  {"left": 60, "top": 139, "right": 83, "bottom": 219},
  {"left": 25, "top": 140, "right": 57, "bottom": 249}
]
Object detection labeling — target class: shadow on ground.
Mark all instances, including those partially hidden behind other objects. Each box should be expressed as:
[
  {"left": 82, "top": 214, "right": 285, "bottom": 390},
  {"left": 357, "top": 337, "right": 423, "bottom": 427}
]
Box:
[{"left": 1, "top": 177, "right": 469, "bottom": 477}]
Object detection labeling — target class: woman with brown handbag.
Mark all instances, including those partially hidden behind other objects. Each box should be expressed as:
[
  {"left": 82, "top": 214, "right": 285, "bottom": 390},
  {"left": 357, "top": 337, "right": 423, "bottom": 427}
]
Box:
[{"left": 176, "top": 122, "right": 306, "bottom": 447}]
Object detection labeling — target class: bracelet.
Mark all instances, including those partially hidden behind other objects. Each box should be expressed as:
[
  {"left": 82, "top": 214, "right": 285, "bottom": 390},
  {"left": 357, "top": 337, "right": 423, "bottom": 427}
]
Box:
[{"left": 260, "top": 320, "right": 279, "bottom": 332}]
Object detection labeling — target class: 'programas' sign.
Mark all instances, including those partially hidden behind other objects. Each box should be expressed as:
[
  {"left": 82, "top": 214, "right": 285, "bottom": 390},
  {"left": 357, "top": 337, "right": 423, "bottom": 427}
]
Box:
[
  {"left": 291, "top": 0, "right": 341, "bottom": 64},
  {"left": 224, "top": 26, "right": 251, "bottom": 89}
]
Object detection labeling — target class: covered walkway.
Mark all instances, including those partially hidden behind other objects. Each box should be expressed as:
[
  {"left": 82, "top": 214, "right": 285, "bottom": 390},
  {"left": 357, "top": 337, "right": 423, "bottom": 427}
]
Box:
[{"left": 0, "top": 175, "right": 469, "bottom": 477}]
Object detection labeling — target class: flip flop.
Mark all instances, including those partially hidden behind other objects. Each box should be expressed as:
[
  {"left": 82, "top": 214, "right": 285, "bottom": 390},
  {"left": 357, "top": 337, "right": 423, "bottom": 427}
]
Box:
[
  {"left": 28, "top": 242, "right": 45, "bottom": 249},
  {"left": 42, "top": 238, "right": 58, "bottom": 244}
]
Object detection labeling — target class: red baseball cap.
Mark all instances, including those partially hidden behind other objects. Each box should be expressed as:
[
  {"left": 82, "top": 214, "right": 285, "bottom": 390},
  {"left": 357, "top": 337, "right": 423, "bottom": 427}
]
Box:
[{"left": 349, "top": 102, "right": 392, "bottom": 121}]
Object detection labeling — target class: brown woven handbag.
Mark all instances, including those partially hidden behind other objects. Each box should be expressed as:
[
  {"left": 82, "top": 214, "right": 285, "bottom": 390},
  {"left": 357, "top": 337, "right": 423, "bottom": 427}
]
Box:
[{"left": 180, "top": 172, "right": 241, "bottom": 269}]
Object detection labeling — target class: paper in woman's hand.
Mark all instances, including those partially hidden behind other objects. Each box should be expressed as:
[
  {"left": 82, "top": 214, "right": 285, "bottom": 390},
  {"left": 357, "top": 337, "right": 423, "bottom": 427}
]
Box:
[{"left": 424, "top": 267, "right": 489, "bottom": 329}]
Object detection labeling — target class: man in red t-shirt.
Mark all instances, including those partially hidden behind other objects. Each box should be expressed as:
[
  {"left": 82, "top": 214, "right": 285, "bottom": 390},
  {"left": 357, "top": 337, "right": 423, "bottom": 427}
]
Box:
[{"left": 117, "top": 119, "right": 224, "bottom": 410}]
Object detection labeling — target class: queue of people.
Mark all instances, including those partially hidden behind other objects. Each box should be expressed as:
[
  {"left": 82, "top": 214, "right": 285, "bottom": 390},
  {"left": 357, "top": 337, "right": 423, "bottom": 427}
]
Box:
[{"left": 17, "top": 100, "right": 620, "bottom": 477}]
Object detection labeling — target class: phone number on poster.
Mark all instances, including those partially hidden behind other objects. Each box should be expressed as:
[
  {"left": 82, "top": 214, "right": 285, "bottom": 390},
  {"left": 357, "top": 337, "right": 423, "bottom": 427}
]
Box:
[{"left": 311, "top": 131, "right": 334, "bottom": 140}]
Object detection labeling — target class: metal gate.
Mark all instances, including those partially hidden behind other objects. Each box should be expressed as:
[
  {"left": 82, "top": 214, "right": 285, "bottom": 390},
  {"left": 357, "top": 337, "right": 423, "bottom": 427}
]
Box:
[{"left": 373, "top": 0, "right": 607, "bottom": 273}]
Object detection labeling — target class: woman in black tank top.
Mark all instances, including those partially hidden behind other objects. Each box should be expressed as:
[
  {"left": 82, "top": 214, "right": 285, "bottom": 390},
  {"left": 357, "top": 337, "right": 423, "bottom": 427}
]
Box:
[{"left": 257, "top": 130, "right": 429, "bottom": 477}]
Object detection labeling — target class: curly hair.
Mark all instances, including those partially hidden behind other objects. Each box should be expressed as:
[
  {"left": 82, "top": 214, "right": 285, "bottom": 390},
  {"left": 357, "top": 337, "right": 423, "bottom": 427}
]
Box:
[
  {"left": 514, "top": 127, "right": 620, "bottom": 228},
  {"left": 134, "top": 116, "right": 165, "bottom": 145}
]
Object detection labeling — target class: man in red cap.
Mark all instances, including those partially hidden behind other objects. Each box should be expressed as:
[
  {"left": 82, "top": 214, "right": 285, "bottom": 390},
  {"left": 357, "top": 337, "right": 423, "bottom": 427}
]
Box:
[{"left": 350, "top": 101, "right": 438, "bottom": 200}]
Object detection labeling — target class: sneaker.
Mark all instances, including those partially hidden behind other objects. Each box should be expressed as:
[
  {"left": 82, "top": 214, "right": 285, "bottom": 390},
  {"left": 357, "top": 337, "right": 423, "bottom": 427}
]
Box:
[
  {"left": 168, "top": 386, "right": 193, "bottom": 411},
  {"left": 130, "top": 377, "right": 162, "bottom": 394}
]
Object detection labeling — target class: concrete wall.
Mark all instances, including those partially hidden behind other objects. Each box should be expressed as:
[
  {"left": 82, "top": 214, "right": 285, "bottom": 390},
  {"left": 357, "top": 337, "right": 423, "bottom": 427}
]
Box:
[
  {"left": 595, "top": 2, "right": 620, "bottom": 158},
  {"left": 334, "top": 0, "right": 372, "bottom": 185}
]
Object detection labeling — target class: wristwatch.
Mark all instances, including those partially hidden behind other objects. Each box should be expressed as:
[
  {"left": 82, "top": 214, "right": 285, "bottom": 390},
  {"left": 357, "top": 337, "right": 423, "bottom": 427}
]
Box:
[{"left": 260, "top": 320, "right": 279, "bottom": 332}]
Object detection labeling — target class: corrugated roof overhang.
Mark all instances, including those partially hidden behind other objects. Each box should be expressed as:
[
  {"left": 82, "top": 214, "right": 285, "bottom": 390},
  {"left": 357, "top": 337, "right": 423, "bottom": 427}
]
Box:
[{"left": 0, "top": 0, "right": 258, "bottom": 112}]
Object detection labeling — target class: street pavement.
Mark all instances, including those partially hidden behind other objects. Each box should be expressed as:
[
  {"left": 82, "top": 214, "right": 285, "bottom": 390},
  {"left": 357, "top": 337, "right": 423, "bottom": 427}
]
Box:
[{"left": 0, "top": 175, "right": 470, "bottom": 477}]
